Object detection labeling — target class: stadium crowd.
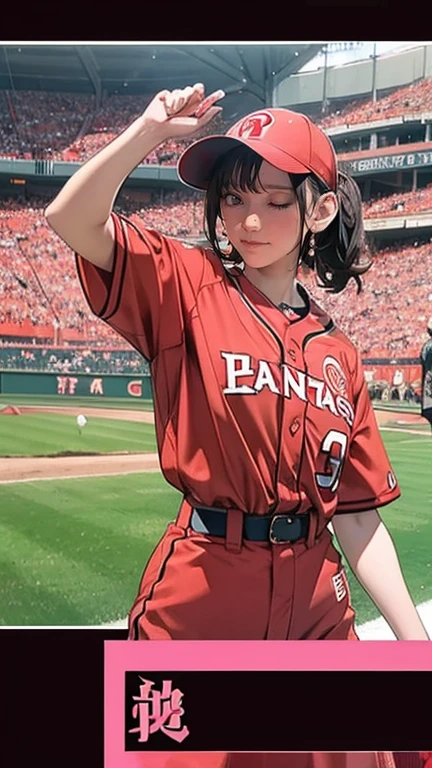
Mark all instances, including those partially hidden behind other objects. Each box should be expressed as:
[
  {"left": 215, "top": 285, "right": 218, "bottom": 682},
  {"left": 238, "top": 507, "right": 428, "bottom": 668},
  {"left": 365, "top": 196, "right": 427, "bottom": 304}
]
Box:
[
  {"left": 0, "top": 345, "right": 149, "bottom": 374},
  {"left": 304, "top": 241, "right": 432, "bottom": 356},
  {"left": 318, "top": 77, "right": 432, "bottom": 129},
  {"left": 0, "top": 91, "right": 96, "bottom": 159},
  {"left": 1, "top": 195, "right": 432, "bottom": 359},
  {"left": 363, "top": 183, "right": 432, "bottom": 218},
  {"left": 2, "top": 78, "right": 432, "bottom": 164},
  {"left": 0, "top": 90, "right": 231, "bottom": 163}
]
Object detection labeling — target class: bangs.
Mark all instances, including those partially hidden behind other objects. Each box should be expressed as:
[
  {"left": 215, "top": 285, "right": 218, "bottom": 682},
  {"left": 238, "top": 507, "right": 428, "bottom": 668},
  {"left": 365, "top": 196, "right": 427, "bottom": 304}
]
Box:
[
  {"left": 209, "top": 145, "right": 309, "bottom": 202},
  {"left": 212, "top": 145, "right": 266, "bottom": 196}
]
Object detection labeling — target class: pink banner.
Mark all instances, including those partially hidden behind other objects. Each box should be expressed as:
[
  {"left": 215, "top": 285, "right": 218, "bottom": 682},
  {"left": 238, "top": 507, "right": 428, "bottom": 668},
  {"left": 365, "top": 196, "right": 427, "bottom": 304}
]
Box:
[{"left": 104, "top": 641, "right": 432, "bottom": 768}]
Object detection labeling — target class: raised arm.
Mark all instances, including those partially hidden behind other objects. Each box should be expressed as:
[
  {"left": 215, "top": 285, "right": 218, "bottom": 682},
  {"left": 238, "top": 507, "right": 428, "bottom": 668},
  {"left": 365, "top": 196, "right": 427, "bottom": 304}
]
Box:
[{"left": 45, "top": 84, "right": 224, "bottom": 272}]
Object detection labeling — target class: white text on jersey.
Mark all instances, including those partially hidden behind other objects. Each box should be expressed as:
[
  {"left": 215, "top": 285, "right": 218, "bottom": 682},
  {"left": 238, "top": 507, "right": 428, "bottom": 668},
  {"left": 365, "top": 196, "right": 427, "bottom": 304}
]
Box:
[{"left": 221, "top": 352, "right": 354, "bottom": 427}]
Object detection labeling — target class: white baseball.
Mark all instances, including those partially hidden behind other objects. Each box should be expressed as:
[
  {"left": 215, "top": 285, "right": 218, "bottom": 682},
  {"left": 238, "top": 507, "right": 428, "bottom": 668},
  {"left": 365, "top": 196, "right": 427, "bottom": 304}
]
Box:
[{"left": 77, "top": 414, "right": 87, "bottom": 428}]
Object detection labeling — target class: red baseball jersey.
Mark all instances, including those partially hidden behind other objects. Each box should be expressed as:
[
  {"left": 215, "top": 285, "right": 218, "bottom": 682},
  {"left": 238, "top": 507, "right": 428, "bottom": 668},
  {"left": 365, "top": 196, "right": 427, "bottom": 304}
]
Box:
[{"left": 76, "top": 212, "right": 400, "bottom": 529}]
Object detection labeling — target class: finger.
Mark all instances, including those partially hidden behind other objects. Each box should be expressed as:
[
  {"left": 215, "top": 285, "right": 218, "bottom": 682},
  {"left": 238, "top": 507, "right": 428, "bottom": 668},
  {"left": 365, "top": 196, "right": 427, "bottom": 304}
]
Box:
[
  {"left": 174, "top": 86, "right": 194, "bottom": 111},
  {"left": 165, "top": 89, "right": 183, "bottom": 112},
  {"left": 181, "top": 86, "right": 195, "bottom": 101},
  {"left": 167, "top": 87, "right": 196, "bottom": 116},
  {"left": 196, "top": 105, "right": 223, "bottom": 126},
  {"left": 194, "top": 90, "right": 225, "bottom": 118}
]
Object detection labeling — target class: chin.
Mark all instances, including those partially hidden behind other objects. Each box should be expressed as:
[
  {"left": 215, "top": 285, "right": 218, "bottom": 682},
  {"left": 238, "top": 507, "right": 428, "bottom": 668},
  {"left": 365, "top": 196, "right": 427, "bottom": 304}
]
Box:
[{"left": 241, "top": 254, "right": 278, "bottom": 269}]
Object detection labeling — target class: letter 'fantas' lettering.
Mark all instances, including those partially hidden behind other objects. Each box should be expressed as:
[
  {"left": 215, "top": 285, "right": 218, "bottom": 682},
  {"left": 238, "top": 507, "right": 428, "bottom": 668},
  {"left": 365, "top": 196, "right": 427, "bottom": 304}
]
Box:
[
  {"left": 253, "top": 361, "right": 280, "bottom": 394},
  {"left": 283, "top": 366, "right": 307, "bottom": 401},
  {"left": 307, "top": 377, "right": 325, "bottom": 408}
]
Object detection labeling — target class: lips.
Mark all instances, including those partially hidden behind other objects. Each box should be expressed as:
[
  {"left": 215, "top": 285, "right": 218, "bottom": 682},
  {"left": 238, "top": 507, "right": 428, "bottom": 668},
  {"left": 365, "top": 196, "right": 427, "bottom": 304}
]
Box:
[{"left": 240, "top": 240, "right": 268, "bottom": 246}]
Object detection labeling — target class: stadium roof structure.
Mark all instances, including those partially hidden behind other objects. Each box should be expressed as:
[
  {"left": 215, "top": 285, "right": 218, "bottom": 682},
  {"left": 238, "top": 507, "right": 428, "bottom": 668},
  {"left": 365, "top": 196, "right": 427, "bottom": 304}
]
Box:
[{"left": 0, "top": 44, "right": 323, "bottom": 116}]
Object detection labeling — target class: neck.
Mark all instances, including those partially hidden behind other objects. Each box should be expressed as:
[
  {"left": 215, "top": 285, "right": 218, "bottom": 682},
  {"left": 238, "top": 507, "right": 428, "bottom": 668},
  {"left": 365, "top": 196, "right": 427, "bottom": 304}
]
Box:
[{"left": 243, "top": 261, "right": 303, "bottom": 308}]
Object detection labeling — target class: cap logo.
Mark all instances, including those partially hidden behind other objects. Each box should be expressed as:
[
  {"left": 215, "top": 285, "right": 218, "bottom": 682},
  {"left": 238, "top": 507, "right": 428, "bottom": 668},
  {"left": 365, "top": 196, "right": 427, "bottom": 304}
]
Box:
[{"left": 234, "top": 111, "right": 275, "bottom": 139}]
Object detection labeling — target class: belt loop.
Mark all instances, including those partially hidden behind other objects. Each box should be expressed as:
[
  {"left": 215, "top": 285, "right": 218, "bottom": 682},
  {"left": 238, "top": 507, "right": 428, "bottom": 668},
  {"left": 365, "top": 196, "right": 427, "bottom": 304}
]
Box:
[
  {"left": 225, "top": 508, "right": 244, "bottom": 553},
  {"left": 176, "top": 497, "right": 193, "bottom": 529},
  {"left": 305, "top": 509, "right": 318, "bottom": 549}
]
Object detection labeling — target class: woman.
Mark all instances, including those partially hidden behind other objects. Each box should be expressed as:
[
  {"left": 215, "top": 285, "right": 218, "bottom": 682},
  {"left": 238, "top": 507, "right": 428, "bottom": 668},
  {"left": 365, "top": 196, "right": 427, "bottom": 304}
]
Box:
[{"left": 45, "top": 83, "right": 428, "bottom": 644}]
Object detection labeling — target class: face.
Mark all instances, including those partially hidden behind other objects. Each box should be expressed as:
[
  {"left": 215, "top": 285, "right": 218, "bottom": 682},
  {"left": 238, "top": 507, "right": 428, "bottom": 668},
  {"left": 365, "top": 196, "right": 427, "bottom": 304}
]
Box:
[{"left": 220, "top": 160, "right": 306, "bottom": 271}]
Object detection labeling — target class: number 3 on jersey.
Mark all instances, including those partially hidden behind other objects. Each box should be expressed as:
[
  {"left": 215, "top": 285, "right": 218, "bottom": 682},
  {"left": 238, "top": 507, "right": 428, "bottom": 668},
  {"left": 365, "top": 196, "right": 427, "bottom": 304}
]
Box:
[{"left": 315, "top": 429, "right": 348, "bottom": 500}]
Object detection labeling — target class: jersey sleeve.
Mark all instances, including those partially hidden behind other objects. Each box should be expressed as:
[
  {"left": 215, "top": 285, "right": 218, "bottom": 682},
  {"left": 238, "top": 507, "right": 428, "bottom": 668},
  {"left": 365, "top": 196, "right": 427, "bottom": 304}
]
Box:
[
  {"left": 334, "top": 351, "right": 401, "bottom": 514},
  {"left": 75, "top": 212, "right": 205, "bottom": 361}
]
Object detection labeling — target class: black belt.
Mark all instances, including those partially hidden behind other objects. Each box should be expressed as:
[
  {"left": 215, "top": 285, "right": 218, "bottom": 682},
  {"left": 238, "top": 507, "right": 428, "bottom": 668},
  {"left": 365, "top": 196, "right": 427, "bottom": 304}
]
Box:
[{"left": 191, "top": 506, "right": 310, "bottom": 544}]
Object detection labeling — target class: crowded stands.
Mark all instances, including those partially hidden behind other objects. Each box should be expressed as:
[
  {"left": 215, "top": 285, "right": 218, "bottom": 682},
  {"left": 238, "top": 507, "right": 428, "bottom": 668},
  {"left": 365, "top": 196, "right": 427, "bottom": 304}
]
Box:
[
  {"left": 318, "top": 77, "right": 432, "bottom": 129},
  {"left": 1, "top": 91, "right": 96, "bottom": 160},
  {"left": 2, "top": 69, "right": 432, "bottom": 364},
  {"left": 0, "top": 90, "right": 231, "bottom": 163},
  {"left": 363, "top": 184, "right": 432, "bottom": 218},
  {"left": 1, "top": 195, "right": 431, "bottom": 360},
  {"left": 303, "top": 242, "right": 432, "bottom": 357},
  {"left": 2, "top": 79, "right": 432, "bottom": 164},
  {"left": 0, "top": 345, "right": 149, "bottom": 375}
]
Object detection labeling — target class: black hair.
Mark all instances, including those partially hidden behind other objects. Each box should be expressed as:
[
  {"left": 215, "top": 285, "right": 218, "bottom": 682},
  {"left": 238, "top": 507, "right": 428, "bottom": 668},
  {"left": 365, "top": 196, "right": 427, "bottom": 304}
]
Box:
[{"left": 204, "top": 144, "right": 372, "bottom": 294}]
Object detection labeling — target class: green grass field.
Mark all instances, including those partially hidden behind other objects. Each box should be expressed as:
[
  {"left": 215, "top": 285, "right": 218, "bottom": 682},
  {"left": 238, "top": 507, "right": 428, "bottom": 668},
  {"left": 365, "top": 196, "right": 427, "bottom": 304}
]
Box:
[
  {"left": 0, "top": 473, "right": 179, "bottom": 625},
  {"left": 0, "top": 419, "right": 431, "bottom": 627},
  {"left": 0, "top": 394, "right": 153, "bottom": 410},
  {"left": 0, "top": 413, "right": 157, "bottom": 457}
]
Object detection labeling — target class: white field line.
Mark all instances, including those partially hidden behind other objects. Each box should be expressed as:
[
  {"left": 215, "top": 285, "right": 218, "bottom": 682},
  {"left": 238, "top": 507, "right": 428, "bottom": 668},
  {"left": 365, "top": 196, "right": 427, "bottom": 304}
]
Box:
[
  {"left": 4, "top": 599, "right": 432, "bottom": 635},
  {"left": 399, "top": 439, "right": 431, "bottom": 444},
  {"left": 0, "top": 468, "right": 160, "bottom": 485},
  {"left": 67, "top": 597, "right": 432, "bottom": 636},
  {"left": 379, "top": 427, "right": 429, "bottom": 435}
]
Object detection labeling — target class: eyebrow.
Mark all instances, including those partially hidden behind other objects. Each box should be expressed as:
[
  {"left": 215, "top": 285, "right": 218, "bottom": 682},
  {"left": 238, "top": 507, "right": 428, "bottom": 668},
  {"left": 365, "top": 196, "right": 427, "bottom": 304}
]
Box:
[{"left": 261, "top": 185, "right": 295, "bottom": 191}]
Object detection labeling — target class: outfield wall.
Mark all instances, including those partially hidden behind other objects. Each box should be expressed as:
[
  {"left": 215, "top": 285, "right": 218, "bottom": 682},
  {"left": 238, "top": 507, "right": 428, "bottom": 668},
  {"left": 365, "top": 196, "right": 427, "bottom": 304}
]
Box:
[{"left": 0, "top": 372, "right": 153, "bottom": 399}]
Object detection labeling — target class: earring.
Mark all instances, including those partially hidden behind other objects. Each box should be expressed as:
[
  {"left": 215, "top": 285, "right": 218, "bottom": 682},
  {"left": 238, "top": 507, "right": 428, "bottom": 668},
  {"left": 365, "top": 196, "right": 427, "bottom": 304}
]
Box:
[{"left": 308, "top": 232, "right": 316, "bottom": 259}]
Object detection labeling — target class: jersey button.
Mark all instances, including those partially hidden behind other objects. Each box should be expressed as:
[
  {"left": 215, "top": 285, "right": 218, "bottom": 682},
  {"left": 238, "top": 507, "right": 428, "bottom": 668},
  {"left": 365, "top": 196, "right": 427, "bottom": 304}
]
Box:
[
  {"left": 290, "top": 418, "right": 300, "bottom": 435},
  {"left": 288, "top": 348, "right": 297, "bottom": 361}
]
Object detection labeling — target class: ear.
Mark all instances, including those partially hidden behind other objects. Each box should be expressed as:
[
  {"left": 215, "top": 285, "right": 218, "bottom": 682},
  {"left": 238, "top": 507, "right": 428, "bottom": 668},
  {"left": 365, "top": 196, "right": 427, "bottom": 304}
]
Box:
[{"left": 309, "top": 192, "right": 339, "bottom": 233}]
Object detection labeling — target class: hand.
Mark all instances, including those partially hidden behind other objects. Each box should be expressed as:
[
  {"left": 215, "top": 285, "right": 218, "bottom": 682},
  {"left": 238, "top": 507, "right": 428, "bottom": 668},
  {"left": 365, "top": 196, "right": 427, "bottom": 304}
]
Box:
[{"left": 141, "top": 83, "right": 225, "bottom": 140}]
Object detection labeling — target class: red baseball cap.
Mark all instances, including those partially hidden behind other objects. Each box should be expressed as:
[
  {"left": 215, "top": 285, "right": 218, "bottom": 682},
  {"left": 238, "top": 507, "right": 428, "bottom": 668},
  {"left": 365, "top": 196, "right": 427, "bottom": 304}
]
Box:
[{"left": 178, "top": 108, "right": 338, "bottom": 192}]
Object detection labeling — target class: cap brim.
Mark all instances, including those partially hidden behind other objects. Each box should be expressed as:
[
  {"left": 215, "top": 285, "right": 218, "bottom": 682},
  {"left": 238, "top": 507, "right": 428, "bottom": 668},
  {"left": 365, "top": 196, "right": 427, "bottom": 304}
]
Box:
[{"left": 177, "top": 135, "right": 311, "bottom": 190}]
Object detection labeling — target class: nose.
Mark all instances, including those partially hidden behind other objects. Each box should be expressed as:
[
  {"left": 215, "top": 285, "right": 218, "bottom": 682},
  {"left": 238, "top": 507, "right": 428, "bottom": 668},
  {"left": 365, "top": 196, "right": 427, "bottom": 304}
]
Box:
[{"left": 242, "top": 212, "right": 261, "bottom": 232}]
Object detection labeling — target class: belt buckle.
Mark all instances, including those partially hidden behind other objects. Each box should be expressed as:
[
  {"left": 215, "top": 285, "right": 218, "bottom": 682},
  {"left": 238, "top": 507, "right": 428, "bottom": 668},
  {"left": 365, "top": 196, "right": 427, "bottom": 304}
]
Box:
[{"left": 269, "top": 514, "right": 297, "bottom": 544}]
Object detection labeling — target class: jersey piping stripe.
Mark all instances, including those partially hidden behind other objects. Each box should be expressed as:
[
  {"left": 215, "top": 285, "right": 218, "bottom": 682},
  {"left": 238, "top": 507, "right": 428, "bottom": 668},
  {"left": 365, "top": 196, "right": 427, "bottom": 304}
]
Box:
[
  {"left": 103, "top": 216, "right": 131, "bottom": 322},
  {"left": 291, "top": 322, "right": 337, "bottom": 515},
  {"left": 130, "top": 528, "right": 188, "bottom": 640}
]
